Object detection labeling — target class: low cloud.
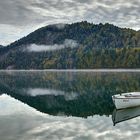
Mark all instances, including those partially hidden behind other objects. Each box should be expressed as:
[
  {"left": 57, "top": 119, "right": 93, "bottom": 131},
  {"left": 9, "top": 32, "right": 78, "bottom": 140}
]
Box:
[
  {"left": 52, "top": 23, "right": 66, "bottom": 29},
  {"left": 25, "top": 39, "right": 79, "bottom": 52}
]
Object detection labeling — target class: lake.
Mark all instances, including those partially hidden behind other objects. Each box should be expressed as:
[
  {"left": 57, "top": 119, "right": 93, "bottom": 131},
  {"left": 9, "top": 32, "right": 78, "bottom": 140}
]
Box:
[{"left": 0, "top": 70, "right": 140, "bottom": 140}]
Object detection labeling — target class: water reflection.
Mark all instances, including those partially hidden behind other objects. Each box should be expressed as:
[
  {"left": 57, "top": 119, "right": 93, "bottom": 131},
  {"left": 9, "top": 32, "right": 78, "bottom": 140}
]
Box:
[
  {"left": 1, "top": 93, "right": 140, "bottom": 140},
  {"left": 112, "top": 106, "right": 140, "bottom": 126},
  {"left": 0, "top": 71, "right": 140, "bottom": 118},
  {"left": 22, "top": 88, "right": 78, "bottom": 100},
  {"left": 1, "top": 71, "right": 140, "bottom": 139}
]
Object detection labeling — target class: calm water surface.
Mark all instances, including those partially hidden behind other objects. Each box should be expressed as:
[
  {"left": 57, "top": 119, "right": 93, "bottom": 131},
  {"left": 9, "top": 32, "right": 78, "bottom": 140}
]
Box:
[{"left": 0, "top": 71, "right": 140, "bottom": 140}]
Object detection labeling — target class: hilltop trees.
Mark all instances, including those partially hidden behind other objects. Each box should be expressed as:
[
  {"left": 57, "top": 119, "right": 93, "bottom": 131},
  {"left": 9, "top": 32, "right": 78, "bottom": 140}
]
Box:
[{"left": 0, "top": 21, "right": 140, "bottom": 69}]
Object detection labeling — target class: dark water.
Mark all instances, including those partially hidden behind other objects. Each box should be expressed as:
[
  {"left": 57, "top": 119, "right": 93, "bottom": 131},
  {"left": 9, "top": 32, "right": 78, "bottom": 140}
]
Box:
[{"left": 0, "top": 71, "right": 140, "bottom": 140}]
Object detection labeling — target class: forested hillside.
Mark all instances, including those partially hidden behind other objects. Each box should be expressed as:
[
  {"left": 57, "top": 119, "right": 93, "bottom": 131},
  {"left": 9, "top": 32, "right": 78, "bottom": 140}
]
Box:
[{"left": 0, "top": 21, "right": 140, "bottom": 69}]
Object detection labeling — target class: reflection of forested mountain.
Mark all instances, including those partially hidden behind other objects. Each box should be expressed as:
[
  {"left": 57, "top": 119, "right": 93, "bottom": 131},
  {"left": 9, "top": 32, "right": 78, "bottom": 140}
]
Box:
[{"left": 0, "top": 71, "right": 140, "bottom": 117}]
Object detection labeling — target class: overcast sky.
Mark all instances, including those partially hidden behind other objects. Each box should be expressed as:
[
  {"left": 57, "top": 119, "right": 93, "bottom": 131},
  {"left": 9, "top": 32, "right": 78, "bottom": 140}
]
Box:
[{"left": 0, "top": 0, "right": 140, "bottom": 45}]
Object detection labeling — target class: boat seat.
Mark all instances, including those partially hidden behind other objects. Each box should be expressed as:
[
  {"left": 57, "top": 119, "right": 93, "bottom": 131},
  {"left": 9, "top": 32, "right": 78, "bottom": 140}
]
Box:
[{"left": 125, "top": 94, "right": 140, "bottom": 97}]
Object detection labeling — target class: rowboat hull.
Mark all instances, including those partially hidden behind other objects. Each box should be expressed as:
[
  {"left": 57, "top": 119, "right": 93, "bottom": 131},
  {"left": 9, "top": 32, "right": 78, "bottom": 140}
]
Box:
[{"left": 112, "top": 92, "right": 140, "bottom": 109}]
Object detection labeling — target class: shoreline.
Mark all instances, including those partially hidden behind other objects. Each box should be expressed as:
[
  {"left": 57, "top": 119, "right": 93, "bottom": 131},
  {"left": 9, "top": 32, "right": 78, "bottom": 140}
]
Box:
[{"left": 0, "top": 69, "right": 140, "bottom": 72}]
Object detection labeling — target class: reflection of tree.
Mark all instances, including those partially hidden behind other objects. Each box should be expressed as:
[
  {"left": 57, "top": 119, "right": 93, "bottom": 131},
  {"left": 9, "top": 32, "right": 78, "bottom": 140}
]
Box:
[{"left": 0, "top": 71, "right": 140, "bottom": 117}]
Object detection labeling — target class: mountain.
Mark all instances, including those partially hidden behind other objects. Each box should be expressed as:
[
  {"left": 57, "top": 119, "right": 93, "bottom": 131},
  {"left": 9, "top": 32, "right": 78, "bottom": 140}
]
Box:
[{"left": 0, "top": 21, "right": 140, "bottom": 69}]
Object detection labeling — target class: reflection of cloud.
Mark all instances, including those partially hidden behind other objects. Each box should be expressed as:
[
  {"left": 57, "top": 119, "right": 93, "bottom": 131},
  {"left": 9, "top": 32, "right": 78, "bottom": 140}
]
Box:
[
  {"left": 0, "top": 94, "right": 43, "bottom": 116},
  {"left": 24, "top": 39, "right": 78, "bottom": 52},
  {"left": 23, "top": 88, "right": 78, "bottom": 101},
  {"left": 0, "top": 94, "right": 140, "bottom": 140}
]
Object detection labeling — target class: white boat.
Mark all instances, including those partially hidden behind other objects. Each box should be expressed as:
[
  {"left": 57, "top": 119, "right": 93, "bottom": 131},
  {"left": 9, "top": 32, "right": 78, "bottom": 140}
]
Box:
[{"left": 112, "top": 92, "right": 140, "bottom": 109}]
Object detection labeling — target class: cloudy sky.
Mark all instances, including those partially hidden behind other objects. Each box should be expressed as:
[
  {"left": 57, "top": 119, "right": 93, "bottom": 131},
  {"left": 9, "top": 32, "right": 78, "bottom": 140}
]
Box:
[{"left": 0, "top": 0, "right": 140, "bottom": 45}]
